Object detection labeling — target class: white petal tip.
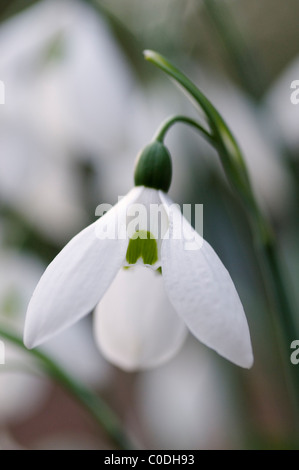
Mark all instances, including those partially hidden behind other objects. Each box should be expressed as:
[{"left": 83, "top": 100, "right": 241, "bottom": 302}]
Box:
[
  {"left": 240, "top": 354, "right": 254, "bottom": 370},
  {"left": 23, "top": 320, "right": 45, "bottom": 350},
  {"left": 225, "top": 349, "right": 254, "bottom": 369},
  {"left": 23, "top": 339, "right": 34, "bottom": 350},
  {"left": 23, "top": 333, "right": 38, "bottom": 350}
]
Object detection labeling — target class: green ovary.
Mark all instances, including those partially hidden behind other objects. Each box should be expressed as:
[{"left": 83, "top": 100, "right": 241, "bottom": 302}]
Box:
[{"left": 126, "top": 230, "right": 158, "bottom": 266}]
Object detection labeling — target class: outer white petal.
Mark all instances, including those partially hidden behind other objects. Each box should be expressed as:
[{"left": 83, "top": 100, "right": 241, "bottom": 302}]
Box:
[
  {"left": 94, "top": 266, "right": 188, "bottom": 371},
  {"left": 24, "top": 186, "right": 143, "bottom": 348},
  {"left": 159, "top": 192, "right": 253, "bottom": 369}
]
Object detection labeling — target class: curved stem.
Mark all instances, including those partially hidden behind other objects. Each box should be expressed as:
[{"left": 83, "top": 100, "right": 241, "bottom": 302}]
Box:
[
  {"left": 144, "top": 50, "right": 245, "bottom": 166},
  {"left": 144, "top": 50, "right": 256, "bottom": 217},
  {"left": 0, "top": 326, "right": 134, "bottom": 450},
  {"left": 153, "top": 115, "right": 215, "bottom": 145}
]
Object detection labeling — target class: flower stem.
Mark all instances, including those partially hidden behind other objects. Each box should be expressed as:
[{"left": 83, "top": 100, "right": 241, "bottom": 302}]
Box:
[
  {"left": 153, "top": 115, "right": 215, "bottom": 145},
  {"left": 257, "top": 240, "right": 299, "bottom": 424},
  {"left": 144, "top": 50, "right": 299, "bottom": 427},
  {"left": 144, "top": 50, "right": 254, "bottom": 213},
  {"left": 0, "top": 326, "right": 134, "bottom": 449}
]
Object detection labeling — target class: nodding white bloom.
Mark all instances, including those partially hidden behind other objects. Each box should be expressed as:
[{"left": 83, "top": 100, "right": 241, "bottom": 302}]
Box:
[{"left": 24, "top": 141, "right": 253, "bottom": 370}]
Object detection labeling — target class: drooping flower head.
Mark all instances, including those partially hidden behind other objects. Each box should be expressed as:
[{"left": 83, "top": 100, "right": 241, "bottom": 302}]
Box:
[{"left": 24, "top": 139, "right": 253, "bottom": 370}]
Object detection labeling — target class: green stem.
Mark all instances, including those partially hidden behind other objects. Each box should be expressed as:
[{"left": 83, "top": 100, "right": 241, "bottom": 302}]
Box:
[
  {"left": 153, "top": 115, "right": 215, "bottom": 145},
  {"left": 144, "top": 50, "right": 299, "bottom": 427},
  {"left": 261, "top": 243, "right": 298, "bottom": 350},
  {"left": 0, "top": 326, "right": 134, "bottom": 450},
  {"left": 144, "top": 50, "right": 255, "bottom": 214},
  {"left": 257, "top": 241, "right": 299, "bottom": 424}
]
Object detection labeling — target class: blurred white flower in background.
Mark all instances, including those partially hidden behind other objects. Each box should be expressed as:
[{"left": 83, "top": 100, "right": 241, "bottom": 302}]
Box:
[
  {"left": 0, "top": 122, "right": 86, "bottom": 243},
  {"left": 0, "top": 249, "right": 49, "bottom": 425},
  {"left": 0, "top": 0, "right": 137, "bottom": 242},
  {"left": 136, "top": 338, "right": 239, "bottom": 450},
  {"left": 0, "top": 0, "right": 134, "bottom": 156},
  {"left": 0, "top": 0, "right": 190, "bottom": 243},
  {"left": 44, "top": 320, "right": 111, "bottom": 388},
  {"left": 0, "top": 343, "right": 47, "bottom": 426}
]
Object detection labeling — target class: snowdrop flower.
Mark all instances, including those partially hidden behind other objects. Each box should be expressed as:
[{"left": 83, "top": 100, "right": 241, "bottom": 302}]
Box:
[
  {"left": 24, "top": 140, "right": 253, "bottom": 370},
  {"left": 0, "top": 0, "right": 134, "bottom": 157}
]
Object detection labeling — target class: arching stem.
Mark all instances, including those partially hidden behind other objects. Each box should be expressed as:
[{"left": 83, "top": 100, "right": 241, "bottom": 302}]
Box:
[{"left": 153, "top": 115, "right": 215, "bottom": 146}]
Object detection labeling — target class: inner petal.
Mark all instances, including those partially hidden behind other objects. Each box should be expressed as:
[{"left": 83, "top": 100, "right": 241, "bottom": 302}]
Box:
[
  {"left": 126, "top": 230, "right": 158, "bottom": 266},
  {"left": 93, "top": 265, "right": 188, "bottom": 371}
]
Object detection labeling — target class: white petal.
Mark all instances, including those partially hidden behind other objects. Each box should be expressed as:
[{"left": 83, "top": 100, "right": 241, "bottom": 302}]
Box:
[
  {"left": 24, "top": 187, "right": 143, "bottom": 348},
  {"left": 159, "top": 192, "right": 253, "bottom": 369},
  {"left": 94, "top": 266, "right": 187, "bottom": 371}
]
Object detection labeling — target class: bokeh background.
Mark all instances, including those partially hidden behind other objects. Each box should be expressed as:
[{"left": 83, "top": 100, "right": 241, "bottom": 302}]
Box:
[{"left": 0, "top": 0, "right": 299, "bottom": 450}]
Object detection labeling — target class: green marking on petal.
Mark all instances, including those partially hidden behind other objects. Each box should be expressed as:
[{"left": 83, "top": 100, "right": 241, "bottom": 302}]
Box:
[
  {"left": 156, "top": 267, "right": 162, "bottom": 275},
  {"left": 126, "top": 230, "right": 158, "bottom": 266}
]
